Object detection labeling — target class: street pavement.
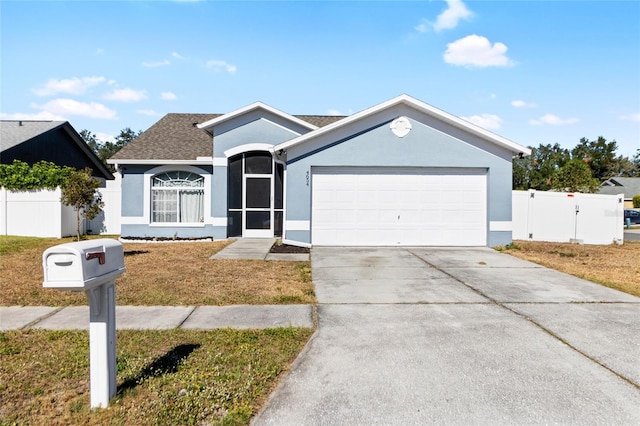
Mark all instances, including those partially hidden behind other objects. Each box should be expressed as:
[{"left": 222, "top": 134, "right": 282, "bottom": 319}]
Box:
[{"left": 253, "top": 247, "right": 640, "bottom": 425}]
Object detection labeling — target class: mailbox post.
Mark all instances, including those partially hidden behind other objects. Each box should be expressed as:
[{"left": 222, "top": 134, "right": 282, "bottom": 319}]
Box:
[{"left": 43, "top": 239, "right": 125, "bottom": 409}]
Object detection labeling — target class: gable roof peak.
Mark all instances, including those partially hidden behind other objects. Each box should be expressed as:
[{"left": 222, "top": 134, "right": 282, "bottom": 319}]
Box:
[
  {"left": 274, "top": 94, "right": 531, "bottom": 156},
  {"left": 197, "top": 101, "right": 318, "bottom": 133}
]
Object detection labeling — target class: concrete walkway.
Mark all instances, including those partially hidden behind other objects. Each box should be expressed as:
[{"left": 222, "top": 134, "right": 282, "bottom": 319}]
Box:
[
  {"left": 0, "top": 304, "right": 314, "bottom": 331},
  {"left": 254, "top": 247, "right": 640, "bottom": 425},
  {"left": 211, "top": 238, "right": 309, "bottom": 261}
]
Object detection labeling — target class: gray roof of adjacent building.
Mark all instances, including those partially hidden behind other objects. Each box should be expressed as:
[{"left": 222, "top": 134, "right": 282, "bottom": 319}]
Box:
[
  {"left": 109, "top": 113, "right": 345, "bottom": 162},
  {"left": 0, "top": 120, "right": 114, "bottom": 179},
  {"left": 599, "top": 177, "right": 640, "bottom": 199},
  {"left": 0, "top": 120, "right": 66, "bottom": 152}
]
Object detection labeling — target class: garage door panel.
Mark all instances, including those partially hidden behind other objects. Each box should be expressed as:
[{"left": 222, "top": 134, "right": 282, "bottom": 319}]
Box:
[{"left": 311, "top": 168, "right": 487, "bottom": 246}]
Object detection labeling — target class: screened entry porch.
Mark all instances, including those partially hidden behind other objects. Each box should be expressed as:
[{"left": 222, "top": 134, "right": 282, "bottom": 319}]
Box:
[{"left": 227, "top": 151, "right": 284, "bottom": 238}]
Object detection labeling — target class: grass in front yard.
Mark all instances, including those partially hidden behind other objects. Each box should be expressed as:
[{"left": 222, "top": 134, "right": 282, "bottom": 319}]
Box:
[
  {"left": 499, "top": 240, "right": 640, "bottom": 297},
  {"left": 0, "top": 236, "right": 315, "bottom": 306},
  {"left": 0, "top": 327, "right": 313, "bottom": 425}
]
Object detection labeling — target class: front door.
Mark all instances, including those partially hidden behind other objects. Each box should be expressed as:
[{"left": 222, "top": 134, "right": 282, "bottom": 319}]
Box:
[
  {"left": 227, "top": 151, "right": 275, "bottom": 238},
  {"left": 244, "top": 175, "right": 272, "bottom": 237}
]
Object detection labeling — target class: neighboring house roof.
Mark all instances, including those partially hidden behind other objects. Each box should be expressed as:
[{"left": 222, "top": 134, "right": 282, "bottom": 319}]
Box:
[
  {"left": 275, "top": 94, "right": 531, "bottom": 156},
  {"left": 109, "top": 112, "right": 345, "bottom": 163},
  {"left": 0, "top": 120, "right": 114, "bottom": 180},
  {"left": 599, "top": 177, "right": 640, "bottom": 199}
]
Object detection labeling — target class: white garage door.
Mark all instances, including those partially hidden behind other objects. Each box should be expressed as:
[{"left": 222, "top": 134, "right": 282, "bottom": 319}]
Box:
[{"left": 311, "top": 168, "right": 487, "bottom": 246}]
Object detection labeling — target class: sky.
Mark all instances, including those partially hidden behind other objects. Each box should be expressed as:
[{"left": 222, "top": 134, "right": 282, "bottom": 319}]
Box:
[{"left": 1, "top": 0, "right": 639, "bottom": 157}]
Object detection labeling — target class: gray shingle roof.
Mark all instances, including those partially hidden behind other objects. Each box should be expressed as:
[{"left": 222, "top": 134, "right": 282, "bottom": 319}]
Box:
[
  {"left": 599, "top": 177, "right": 640, "bottom": 199},
  {"left": 110, "top": 113, "right": 346, "bottom": 161},
  {"left": 0, "top": 121, "right": 65, "bottom": 151},
  {"left": 111, "top": 113, "right": 219, "bottom": 161}
]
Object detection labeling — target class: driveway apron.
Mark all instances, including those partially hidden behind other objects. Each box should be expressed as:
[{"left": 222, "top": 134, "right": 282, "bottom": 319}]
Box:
[{"left": 253, "top": 247, "right": 640, "bottom": 425}]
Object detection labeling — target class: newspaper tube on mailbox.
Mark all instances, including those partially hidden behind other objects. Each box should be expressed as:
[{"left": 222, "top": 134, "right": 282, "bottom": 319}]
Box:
[{"left": 43, "top": 239, "right": 125, "bottom": 408}]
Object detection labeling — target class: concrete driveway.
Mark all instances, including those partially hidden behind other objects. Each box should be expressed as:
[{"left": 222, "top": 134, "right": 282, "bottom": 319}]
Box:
[{"left": 254, "top": 247, "right": 640, "bottom": 425}]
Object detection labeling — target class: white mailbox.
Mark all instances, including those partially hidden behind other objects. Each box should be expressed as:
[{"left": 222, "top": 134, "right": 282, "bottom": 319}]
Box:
[
  {"left": 43, "top": 239, "right": 125, "bottom": 291},
  {"left": 42, "top": 238, "right": 125, "bottom": 409}
]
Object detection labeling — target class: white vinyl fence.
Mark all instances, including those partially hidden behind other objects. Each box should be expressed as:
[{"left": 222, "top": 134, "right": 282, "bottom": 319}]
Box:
[
  {"left": 512, "top": 190, "right": 625, "bottom": 245},
  {"left": 0, "top": 188, "right": 77, "bottom": 238},
  {"left": 1, "top": 173, "right": 121, "bottom": 238}
]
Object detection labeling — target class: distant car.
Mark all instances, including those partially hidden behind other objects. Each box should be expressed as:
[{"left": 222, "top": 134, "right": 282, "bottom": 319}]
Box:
[{"left": 624, "top": 209, "right": 640, "bottom": 224}]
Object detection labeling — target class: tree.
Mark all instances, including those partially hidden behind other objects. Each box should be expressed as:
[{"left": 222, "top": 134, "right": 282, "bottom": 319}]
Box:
[
  {"left": 60, "top": 168, "right": 104, "bottom": 241},
  {"left": 551, "top": 159, "right": 600, "bottom": 193},
  {"left": 80, "top": 127, "right": 142, "bottom": 172},
  {"left": 79, "top": 129, "right": 99, "bottom": 153},
  {"left": 571, "top": 136, "right": 618, "bottom": 181},
  {"left": 608, "top": 155, "right": 639, "bottom": 177},
  {"left": 512, "top": 143, "right": 570, "bottom": 190}
]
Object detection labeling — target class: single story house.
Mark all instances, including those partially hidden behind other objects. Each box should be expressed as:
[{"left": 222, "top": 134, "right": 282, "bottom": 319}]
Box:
[
  {"left": 599, "top": 177, "right": 640, "bottom": 209},
  {"left": 109, "top": 95, "right": 530, "bottom": 247}
]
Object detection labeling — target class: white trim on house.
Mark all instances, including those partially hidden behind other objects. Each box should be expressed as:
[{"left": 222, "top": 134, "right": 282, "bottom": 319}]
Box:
[
  {"left": 108, "top": 159, "right": 214, "bottom": 165},
  {"left": 211, "top": 217, "right": 227, "bottom": 227},
  {"left": 274, "top": 94, "right": 531, "bottom": 156},
  {"left": 489, "top": 221, "right": 512, "bottom": 231},
  {"left": 285, "top": 220, "right": 310, "bottom": 231},
  {"left": 224, "top": 143, "right": 275, "bottom": 158},
  {"left": 197, "top": 102, "right": 318, "bottom": 132},
  {"left": 283, "top": 238, "right": 311, "bottom": 248},
  {"left": 120, "top": 216, "right": 148, "bottom": 225},
  {"left": 212, "top": 157, "right": 227, "bottom": 167}
]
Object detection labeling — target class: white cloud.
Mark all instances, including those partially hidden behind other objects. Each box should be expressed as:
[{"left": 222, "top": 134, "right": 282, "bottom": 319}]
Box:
[
  {"left": 529, "top": 114, "right": 579, "bottom": 126},
  {"left": 462, "top": 113, "right": 502, "bottom": 130},
  {"left": 434, "top": 0, "right": 473, "bottom": 32},
  {"left": 327, "top": 109, "right": 343, "bottom": 116},
  {"left": 142, "top": 59, "right": 171, "bottom": 67},
  {"left": 0, "top": 111, "right": 66, "bottom": 121},
  {"left": 31, "top": 98, "right": 117, "bottom": 120},
  {"left": 137, "top": 109, "right": 162, "bottom": 117},
  {"left": 415, "top": 0, "right": 472, "bottom": 33},
  {"left": 95, "top": 132, "right": 115, "bottom": 143},
  {"left": 511, "top": 100, "right": 537, "bottom": 108},
  {"left": 206, "top": 60, "right": 237, "bottom": 74},
  {"left": 103, "top": 88, "right": 147, "bottom": 102},
  {"left": 161, "top": 91, "right": 177, "bottom": 100},
  {"left": 32, "top": 76, "right": 106, "bottom": 96},
  {"left": 619, "top": 112, "right": 640, "bottom": 122},
  {"left": 171, "top": 52, "right": 186, "bottom": 60},
  {"left": 444, "top": 34, "right": 515, "bottom": 68},
  {"left": 414, "top": 21, "right": 429, "bottom": 33}
]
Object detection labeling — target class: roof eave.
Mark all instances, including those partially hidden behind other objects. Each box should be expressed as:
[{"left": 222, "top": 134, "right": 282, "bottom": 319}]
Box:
[
  {"left": 61, "top": 122, "right": 115, "bottom": 180},
  {"left": 107, "top": 158, "right": 213, "bottom": 166},
  {"left": 197, "top": 102, "right": 318, "bottom": 133},
  {"left": 274, "top": 94, "right": 531, "bottom": 156}
]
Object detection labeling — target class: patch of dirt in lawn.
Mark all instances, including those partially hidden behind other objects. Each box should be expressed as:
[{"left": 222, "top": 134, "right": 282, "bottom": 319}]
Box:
[
  {"left": 269, "top": 242, "right": 310, "bottom": 254},
  {"left": 501, "top": 240, "right": 640, "bottom": 297}
]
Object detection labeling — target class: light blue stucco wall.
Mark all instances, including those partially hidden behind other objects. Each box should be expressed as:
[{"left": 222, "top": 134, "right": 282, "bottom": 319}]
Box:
[
  {"left": 284, "top": 107, "right": 515, "bottom": 247},
  {"left": 213, "top": 114, "right": 308, "bottom": 157},
  {"left": 119, "top": 164, "right": 216, "bottom": 239},
  {"left": 120, "top": 165, "right": 149, "bottom": 217}
]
